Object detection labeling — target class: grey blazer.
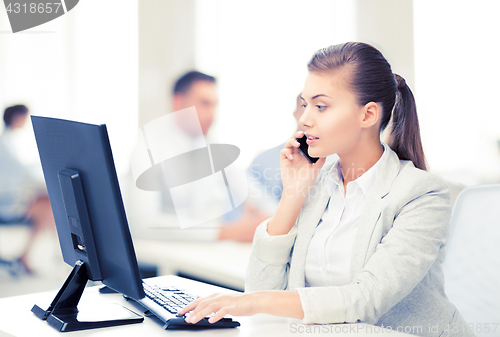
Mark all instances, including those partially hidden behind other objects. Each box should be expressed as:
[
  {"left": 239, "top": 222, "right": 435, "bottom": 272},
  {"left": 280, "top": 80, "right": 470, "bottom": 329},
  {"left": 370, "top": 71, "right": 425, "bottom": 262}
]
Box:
[{"left": 245, "top": 143, "right": 474, "bottom": 337}]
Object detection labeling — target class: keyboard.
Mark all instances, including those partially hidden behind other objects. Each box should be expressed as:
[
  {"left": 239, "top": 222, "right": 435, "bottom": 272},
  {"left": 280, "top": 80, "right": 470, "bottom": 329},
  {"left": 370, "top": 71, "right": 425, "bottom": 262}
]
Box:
[
  {"left": 143, "top": 283, "right": 196, "bottom": 314},
  {"left": 141, "top": 283, "right": 240, "bottom": 329}
]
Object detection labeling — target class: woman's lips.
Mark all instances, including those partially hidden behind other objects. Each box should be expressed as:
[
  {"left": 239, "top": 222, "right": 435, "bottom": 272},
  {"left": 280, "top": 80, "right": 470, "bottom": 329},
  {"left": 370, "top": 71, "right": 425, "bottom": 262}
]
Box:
[
  {"left": 305, "top": 133, "right": 319, "bottom": 145},
  {"left": 306, "top": 138, "right": 318, "bottom": 145}
]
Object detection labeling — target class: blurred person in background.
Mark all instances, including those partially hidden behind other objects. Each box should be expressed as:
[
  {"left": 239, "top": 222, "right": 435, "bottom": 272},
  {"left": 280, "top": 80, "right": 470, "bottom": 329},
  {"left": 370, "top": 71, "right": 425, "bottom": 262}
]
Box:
[
  {"left": 126, "top": 71, "right": 268, "bottom": 242},
  {"left": 0, "top": 104, "right": 54, "bottom": 273}
]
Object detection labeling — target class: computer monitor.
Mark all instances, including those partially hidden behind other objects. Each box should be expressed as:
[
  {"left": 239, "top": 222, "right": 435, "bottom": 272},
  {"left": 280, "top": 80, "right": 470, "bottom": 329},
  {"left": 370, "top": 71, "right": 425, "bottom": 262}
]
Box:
[{"left": 30, "top": 116, "right": 145, "bottom": 332}]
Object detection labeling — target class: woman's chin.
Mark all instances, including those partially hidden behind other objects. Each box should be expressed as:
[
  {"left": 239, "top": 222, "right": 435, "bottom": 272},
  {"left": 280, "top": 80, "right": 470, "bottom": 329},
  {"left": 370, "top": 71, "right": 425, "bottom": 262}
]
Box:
[
  {"left": 308, "top": 149, "right": 324, "bottom": 158},
  {"left": 310, "top": 149, "right": 334, "bottom": 158}
]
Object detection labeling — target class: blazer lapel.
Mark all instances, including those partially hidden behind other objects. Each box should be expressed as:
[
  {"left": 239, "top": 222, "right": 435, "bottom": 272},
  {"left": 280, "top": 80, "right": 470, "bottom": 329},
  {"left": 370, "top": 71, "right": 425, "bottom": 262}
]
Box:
[
  {"left": 350, "top": 194, "right": 383, "bottom": 279},
  {"left": 296, "top": 185, "right": 331, "bottom": 253},
  {"left": 350, "top": 143, "right": 402, "bottom": 279},
  {"left": 289, "top": 163, "right": 333, "bottom": 288}
]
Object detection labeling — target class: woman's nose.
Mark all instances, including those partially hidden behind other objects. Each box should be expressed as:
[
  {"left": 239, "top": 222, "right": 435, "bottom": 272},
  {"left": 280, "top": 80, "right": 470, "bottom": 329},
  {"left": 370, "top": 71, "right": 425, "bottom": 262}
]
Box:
[{"left": 299, "top": 107, "right": 312, "bottom": 128}]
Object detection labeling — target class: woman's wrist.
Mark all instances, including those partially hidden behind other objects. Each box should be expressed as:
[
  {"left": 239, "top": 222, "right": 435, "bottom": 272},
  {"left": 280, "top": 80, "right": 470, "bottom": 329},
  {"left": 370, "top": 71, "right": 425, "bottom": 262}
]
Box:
[
  {"left": 267, "top": 194, "right": 306, "bottom": 236},
  {"left": 251, "top": 290, "right": 304, "bottom": 319}
]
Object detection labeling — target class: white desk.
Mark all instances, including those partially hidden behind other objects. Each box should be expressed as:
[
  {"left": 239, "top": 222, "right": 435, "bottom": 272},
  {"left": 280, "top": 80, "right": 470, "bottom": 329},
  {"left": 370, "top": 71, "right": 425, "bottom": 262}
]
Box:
[
  {"left": 0, "top": 275, "right": 415, "bottom": 337},
  {"left": 134, "top": 240, "right": 251, "bottom": 291}
]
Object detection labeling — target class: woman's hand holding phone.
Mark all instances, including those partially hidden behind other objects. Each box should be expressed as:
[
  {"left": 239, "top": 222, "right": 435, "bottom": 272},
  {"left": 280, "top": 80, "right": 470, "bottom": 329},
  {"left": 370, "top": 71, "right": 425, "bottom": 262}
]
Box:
[
  {"left": 280, "top": 131, "right": 326, "bottom": 198},
  {"left": 267, "top": 131, "right": 326, "bottom": 236}
]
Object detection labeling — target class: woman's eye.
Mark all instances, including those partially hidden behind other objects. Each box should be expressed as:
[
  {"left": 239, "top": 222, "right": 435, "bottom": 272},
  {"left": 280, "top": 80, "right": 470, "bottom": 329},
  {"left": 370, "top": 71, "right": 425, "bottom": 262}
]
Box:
[
  {"left": 316, "top": 105, "right": 326, "bottom": 111},
  {"left": 301, "top": 104, "right": 307, "bottom": 108}
]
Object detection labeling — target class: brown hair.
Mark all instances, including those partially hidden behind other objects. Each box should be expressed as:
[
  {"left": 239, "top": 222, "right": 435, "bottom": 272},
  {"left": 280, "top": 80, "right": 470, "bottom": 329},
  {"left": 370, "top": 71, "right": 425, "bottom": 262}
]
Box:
[
  {"left": 307, "top": 42, "right": 426, "bottom": 170},
  {"left": 3, "top": 104, "right": 28, "bottom": 127}
]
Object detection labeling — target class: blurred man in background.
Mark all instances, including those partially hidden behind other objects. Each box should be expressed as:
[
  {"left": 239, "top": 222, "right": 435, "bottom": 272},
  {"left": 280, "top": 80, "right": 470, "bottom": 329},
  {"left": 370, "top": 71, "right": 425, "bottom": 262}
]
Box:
[{"left": 126, "top": 71, "right": 268, "bottom": 242}]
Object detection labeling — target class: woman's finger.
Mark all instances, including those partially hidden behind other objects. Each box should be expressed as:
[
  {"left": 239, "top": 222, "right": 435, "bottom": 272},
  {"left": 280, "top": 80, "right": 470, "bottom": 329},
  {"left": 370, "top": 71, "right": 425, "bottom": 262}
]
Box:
[
  {"left": 284, "top": 137, "right": 301, "bottom": 150},
  {"left": 177, "top": 298, "right": 201, "bottom": 315},
  {"left": 186, "top": 300, "right": 223, "bottom": 324},
  {"left": 282, "top": 138, "right": 302, "bottom": 161},
  {"left": 280, "top": 148, "right": 293, "bottom": 160},
  {"left": 208, "top": 307, "right": 230, "bottom": 324},
  {"left": 177, "top": 293, "right": 217, "bottom": 315},
  {"left": 294, "top": 130, "right": 305, "bottom": 139}
]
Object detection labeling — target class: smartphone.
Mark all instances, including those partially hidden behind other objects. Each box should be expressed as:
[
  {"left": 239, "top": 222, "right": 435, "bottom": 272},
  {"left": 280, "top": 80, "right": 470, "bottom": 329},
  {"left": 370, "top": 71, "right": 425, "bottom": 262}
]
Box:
[{"left": 296, "top": 135, "right": 320, "bottom": 164}]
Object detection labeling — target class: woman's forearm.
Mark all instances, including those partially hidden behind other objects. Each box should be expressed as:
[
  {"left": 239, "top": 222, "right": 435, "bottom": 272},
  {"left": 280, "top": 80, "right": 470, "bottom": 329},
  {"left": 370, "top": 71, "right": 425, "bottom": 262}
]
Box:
[
  {"left": 253, "top": 290, "right": 304, "bottom": 319},
  {"left": 266, "top": 194, "right": 307, "bottom": 236}
]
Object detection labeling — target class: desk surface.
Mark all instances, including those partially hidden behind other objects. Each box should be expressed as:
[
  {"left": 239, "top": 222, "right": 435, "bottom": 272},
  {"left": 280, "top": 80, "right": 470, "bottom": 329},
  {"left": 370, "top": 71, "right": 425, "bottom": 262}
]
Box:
[{"left": 0, "top": 275, "right": 415, "bottom": 337}]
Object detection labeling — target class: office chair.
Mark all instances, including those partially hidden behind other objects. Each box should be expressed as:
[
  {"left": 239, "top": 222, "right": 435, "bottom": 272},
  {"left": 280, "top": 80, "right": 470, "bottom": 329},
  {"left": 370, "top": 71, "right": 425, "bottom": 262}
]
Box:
[{"left": 442, "top": 184, "right": 500, "bottom": 337}]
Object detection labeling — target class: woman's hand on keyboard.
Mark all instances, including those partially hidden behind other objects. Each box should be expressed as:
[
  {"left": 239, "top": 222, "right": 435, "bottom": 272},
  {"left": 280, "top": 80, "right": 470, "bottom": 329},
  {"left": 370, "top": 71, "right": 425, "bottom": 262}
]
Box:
[
  {"left": 177, "top": 290, "right": 304, "bottom": 324},
  {"left": 177, "top": 292, "right": 258, "bottom": 324}
]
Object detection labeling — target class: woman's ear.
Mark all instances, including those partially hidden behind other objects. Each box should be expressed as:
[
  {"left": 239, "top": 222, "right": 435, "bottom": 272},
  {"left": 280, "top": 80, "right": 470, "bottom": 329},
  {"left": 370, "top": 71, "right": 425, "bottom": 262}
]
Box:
[{"left": 361, "top": 102, "right": 380, "bottom": 128}]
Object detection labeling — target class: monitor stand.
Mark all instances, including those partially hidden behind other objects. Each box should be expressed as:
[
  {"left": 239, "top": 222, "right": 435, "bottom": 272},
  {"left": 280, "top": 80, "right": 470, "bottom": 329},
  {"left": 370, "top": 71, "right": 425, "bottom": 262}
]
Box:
[{"left": 31, "top": 260, "right": 144, "bottom": 332}]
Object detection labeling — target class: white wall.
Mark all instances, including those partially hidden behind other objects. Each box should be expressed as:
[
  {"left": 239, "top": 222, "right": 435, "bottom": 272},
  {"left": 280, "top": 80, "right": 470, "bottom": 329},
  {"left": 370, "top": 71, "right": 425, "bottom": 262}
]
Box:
[
  {"left": 138, "top": 0, "right": 196, "bottom": 126},
  {"left": 414, "top": 0, "right": 500, "bottom": 184},
  {"left": 355, "top": 0, "right": 415, "bottom": 90},
  {"left": 0, "top": 0, "right": 138, "bottom": 176}
]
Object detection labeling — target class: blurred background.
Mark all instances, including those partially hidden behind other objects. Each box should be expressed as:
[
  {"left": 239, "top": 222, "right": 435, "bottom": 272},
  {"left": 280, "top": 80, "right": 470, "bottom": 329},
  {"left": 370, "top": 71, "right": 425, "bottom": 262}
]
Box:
[{"left": 1, "top": 0, "right": 499, "bottom": 298}]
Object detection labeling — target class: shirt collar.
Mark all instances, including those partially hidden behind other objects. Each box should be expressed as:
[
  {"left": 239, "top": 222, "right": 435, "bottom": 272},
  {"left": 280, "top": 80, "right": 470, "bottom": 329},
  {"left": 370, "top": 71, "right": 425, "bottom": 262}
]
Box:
[
  {"left": 324, "top": 142, "right": 388, "bottom": 196},
  {"left": 324, "top": 161, "right": 343, "bottom": 196}
]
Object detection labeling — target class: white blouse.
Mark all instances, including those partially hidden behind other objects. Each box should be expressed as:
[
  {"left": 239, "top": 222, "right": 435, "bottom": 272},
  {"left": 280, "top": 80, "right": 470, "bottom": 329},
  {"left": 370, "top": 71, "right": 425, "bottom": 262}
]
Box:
[{"left": 304, "top": 147, "right": 386, "bottom": 287}]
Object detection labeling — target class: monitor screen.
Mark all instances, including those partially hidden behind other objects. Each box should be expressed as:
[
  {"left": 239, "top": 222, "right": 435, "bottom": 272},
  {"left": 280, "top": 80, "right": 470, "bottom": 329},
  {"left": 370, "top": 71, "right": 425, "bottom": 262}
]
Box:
[{"left": 31, "top": 116, "right": 145, "bottom": 300}]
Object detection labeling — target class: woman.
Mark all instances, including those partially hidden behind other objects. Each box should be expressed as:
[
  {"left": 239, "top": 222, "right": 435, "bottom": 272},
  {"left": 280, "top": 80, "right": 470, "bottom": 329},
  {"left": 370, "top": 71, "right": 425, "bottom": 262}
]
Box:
[{"left": 178, "top": 42, "right": 474, "bottom": 336}]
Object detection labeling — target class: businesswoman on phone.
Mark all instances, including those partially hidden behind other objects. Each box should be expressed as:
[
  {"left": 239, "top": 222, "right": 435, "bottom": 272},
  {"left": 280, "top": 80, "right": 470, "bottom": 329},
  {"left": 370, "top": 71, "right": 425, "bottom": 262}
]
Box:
[{"left": 179, "top": 42, "right": 474, "bottom": 337}]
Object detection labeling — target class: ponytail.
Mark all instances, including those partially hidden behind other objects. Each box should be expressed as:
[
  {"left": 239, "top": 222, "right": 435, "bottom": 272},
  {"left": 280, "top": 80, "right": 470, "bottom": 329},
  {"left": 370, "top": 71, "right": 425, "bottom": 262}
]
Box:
[{"left": 387, "top": 74, "right": 426, "bottom": 170}]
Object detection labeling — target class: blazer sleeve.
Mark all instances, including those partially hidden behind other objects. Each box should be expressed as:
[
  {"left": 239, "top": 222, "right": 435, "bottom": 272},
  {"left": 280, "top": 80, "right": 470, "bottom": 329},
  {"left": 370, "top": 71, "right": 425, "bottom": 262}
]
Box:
[
  {"left": 296, "top": 174, "right": 451, "bottom": 324},
  {"left": 245, "top": 218, "right": 298, "bottom": 292}
]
